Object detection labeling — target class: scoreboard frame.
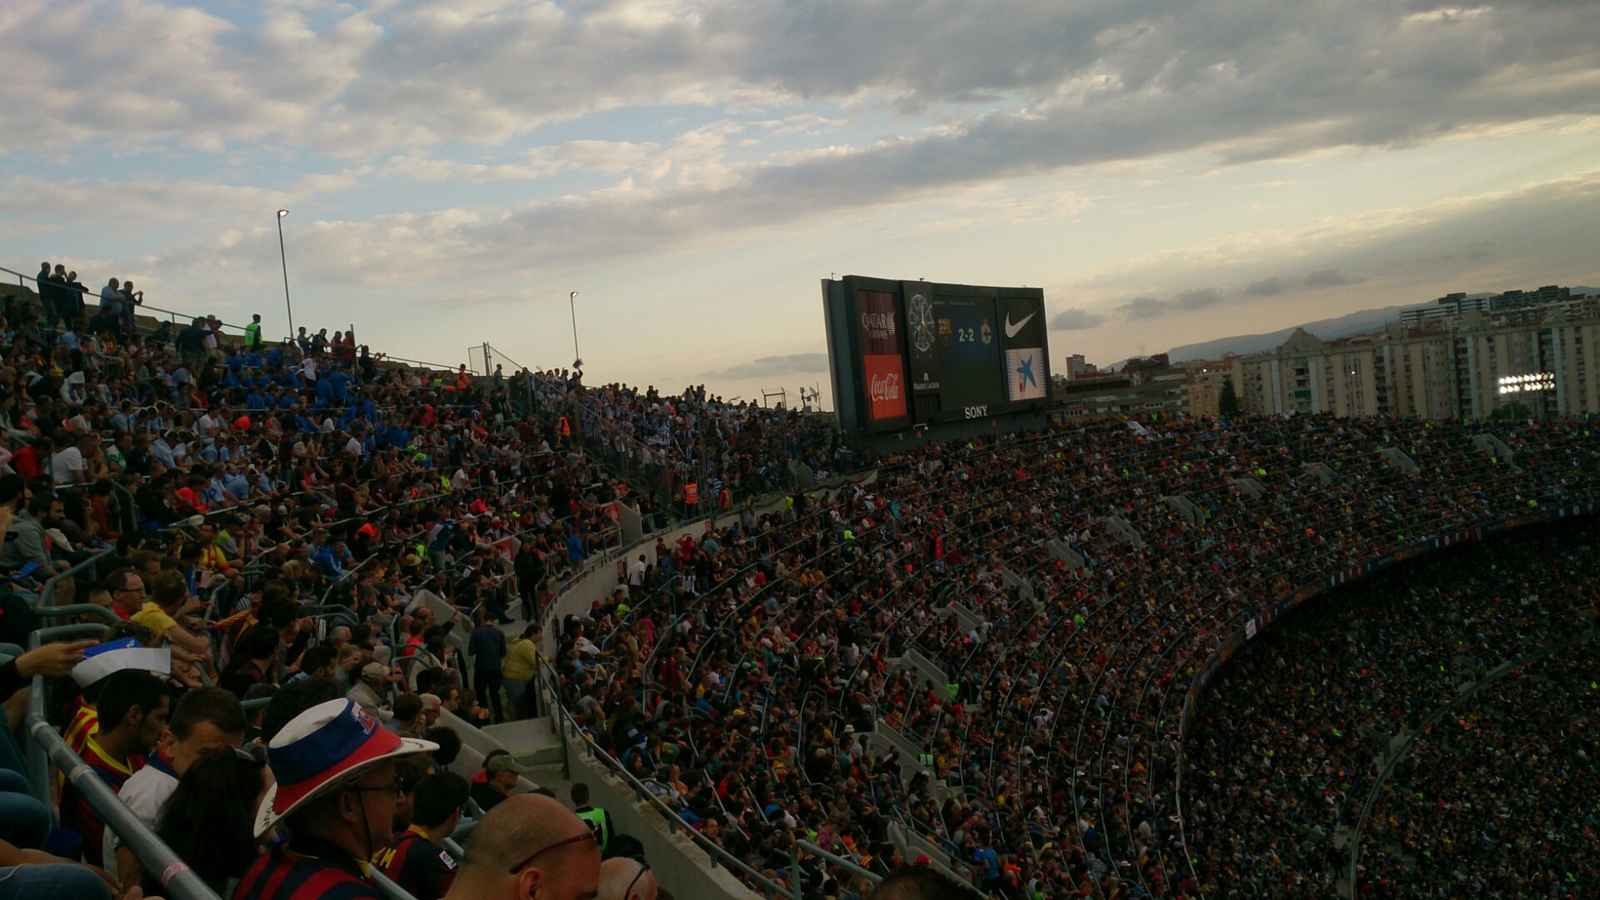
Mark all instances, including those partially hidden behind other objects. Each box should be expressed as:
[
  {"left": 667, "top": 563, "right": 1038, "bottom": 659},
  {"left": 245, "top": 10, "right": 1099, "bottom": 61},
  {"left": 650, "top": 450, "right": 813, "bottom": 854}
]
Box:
[{"left": 822, "top": 275, "right": 1051, "bottom": 434}]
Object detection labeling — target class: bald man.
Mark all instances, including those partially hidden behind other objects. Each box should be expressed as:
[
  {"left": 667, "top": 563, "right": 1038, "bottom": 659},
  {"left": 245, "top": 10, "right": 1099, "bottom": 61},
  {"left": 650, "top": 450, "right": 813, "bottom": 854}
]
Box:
[
  {"left": 598, "top": 858, "right": 657, "bottom": 900},
  {"left": 444, "top": 794, "right": 600, "bottom": 900}
]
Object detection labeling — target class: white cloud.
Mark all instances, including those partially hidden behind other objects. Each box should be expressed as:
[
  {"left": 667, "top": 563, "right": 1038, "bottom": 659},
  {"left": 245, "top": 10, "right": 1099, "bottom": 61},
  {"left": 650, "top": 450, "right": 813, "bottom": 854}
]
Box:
[{"left": 4, "top": 0, "right": 1597, "bottom": 169}]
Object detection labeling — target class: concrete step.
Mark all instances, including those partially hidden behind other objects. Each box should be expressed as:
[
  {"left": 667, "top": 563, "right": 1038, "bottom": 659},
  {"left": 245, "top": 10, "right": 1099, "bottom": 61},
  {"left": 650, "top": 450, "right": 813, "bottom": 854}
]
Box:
[{"left": 483, "top": 716, "right": 565, "bottom": 767}]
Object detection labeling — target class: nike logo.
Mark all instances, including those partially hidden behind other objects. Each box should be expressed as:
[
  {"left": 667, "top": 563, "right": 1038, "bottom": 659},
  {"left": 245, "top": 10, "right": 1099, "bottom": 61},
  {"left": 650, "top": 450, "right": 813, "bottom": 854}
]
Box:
[{"left": 1004, "top": 311, "right": 1037, "bottom": 339}]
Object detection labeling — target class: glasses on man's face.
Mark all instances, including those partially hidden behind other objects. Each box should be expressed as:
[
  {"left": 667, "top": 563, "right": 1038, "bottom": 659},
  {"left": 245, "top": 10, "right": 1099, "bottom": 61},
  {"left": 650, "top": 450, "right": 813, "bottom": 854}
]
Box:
[
  {"left": 348, "top": 781, "right": 405, "bottom": 800},
  {"left": 508, "top": 831, "right": 597, "bottom": 874}
]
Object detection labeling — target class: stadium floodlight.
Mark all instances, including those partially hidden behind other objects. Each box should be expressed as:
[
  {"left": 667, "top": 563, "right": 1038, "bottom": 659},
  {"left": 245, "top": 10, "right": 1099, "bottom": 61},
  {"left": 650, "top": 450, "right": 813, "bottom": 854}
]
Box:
[
  {"left": 277, "top": 208, "right": 295, "bottom": 342},
  {"left": 569, "top": 290, "right": 582, "bottom": 369},
  {"left": 1497, "top": 372, "right": 1554, "bottom": 395}
]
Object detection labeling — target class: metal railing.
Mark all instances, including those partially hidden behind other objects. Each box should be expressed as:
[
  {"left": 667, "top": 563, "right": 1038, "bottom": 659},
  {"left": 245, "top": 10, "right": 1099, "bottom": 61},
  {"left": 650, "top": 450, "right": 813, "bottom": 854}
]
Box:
[
  {"left": 538, "top": 658, "right": 798, "bottom": 900},
  {"left": 2, "top": 263, "right": 464, "bottom": 374},
  {"left": 33, "top": 546, "right": 117, "bottom": 610}
]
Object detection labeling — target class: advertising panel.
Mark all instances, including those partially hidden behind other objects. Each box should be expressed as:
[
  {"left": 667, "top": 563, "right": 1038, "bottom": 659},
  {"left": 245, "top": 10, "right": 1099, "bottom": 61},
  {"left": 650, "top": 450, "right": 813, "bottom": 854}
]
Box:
[
  {"left": 863, "top": 353, "right": 907, "bottom": 421},
  {"left": 999, "top": 295, "right": 1049, "bottom": 403},
  {"left": 855, "top": 288, "right": 909, "bottom": 424}
]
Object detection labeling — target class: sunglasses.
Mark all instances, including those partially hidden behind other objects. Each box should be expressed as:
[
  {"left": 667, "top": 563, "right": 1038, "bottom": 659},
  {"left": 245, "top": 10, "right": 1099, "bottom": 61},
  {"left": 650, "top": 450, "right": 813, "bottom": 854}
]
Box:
[{"left": 508, "top": 830, "right": 597, "bottom": 874}]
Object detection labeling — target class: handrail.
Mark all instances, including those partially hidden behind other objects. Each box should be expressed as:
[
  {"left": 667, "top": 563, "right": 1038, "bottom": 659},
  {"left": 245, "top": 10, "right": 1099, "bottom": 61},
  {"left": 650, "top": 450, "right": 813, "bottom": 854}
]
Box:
[
  {"left": 794, "top": 839, "right": 883, "bottom": 885},
  {"left": 35, "top": 546, "right": 117, "bottom": 610},
  {"left": 26, "top": 696, "right": 224, "bottom": 900},
  {"left": 2, "top": 263, "right": 466, "bottom": 373},
  {"left": 2, "top": 264, "right": 253, "bottom": 336},
  {"left": 371, "top": 866, "right": 423, "bottom": 900},
  {"left": 538, "top": 657, "right": 793, "bottom": 899},
  {"left": 24, "top": 623, "right": 114, "bottom": 804}
]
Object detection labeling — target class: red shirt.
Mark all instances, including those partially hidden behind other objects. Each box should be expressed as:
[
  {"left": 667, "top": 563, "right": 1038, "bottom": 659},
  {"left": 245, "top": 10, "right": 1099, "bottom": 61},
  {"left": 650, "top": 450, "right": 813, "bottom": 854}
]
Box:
[{"left": 12, "top": 445, "right": 42, "bottom": 480}]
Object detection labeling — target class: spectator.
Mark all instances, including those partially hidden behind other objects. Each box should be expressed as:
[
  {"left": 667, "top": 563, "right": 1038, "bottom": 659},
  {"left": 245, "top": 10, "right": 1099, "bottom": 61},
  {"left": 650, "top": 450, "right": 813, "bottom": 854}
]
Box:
[
  {"left": 220, "top": 626, "right": 278, "bottom": 699},
  {"left": 470, "top": 752, "right": 529, "bottom": 814},
  {"left": 571, "top": 783, "right": 615, "bottom": 858},
  {"left": 49, "top": 430, "right": 87, "bottom": 485},
  {"left": 501, "top": 624, "right": 539, "bottom": 719},
  {"left": 154, "top": 746, "right": 269, "bottom": 897},
  {"left": 598, "top": 858, "right": 656, "bottom": 900},
  {"left": 392, "top": 694, "right": 425, "bottom": 739},
  {"left": 869, "top": 867, "right": 978, "bottom": 900},
  {"left": 373, "top": 771, "right": 469, "bottom": 900},
  {"left": 107, "top": 686, "right": 245, "bottom": 887},
  {"left": 0, "top": 837, "right": 120, "bottom": 900},
  {"left": 348, "top": 662, "right": 392, "bottom": 716},
  {"left": 468, "top": 611, "right": 507, "bottom": 723},
  {"left": 238, "top": 699, "right": 438, "bottom": 900},
  {"left": 63, "top": 669, "right": 169, "bottom": 862},
  {"left": 425, "top": 726, "right": 462, "bottom": 769},
  {"left": 442, "top": 794, "right": 600, "bottom": 900},
  {"left": 2, "top": 491, "right": 62, "bottom": 575}
]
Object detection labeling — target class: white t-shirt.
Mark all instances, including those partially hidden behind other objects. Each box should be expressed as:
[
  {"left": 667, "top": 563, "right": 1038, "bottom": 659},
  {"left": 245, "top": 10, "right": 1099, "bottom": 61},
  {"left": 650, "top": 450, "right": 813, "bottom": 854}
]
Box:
[
  {"left": 50, "top": 446, "right": 86, "bottom": 484},
  {"left": 104, "top": 763, "right": 179, "bottom": 876}
]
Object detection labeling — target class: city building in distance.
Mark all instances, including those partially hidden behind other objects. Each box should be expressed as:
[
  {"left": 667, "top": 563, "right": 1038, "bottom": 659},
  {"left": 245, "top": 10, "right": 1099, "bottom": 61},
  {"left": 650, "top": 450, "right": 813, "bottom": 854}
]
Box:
[
  {"left": 1057, "top": 284, "right": 1600, "bottom": 421},
  {"left": 1229, "top": 285, "right": 1600, "bottom": 419}
]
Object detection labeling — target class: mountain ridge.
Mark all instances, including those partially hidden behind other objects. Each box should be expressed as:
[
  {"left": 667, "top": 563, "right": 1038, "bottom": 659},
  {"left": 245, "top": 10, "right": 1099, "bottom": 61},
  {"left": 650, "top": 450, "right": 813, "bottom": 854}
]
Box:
[{"left": 1165, "top": 287, "right": 1599, "bottom": 361}]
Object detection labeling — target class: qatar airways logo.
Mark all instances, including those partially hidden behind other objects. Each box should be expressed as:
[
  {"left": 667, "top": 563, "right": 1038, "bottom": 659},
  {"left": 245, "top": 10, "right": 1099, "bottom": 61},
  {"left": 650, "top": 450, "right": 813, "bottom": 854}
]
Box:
[
  {"left": 869, "top": 371, "right": 902, "bottom": 402},
  {"left": 860, "top": 311, "right": 897, "bottom": 339}
]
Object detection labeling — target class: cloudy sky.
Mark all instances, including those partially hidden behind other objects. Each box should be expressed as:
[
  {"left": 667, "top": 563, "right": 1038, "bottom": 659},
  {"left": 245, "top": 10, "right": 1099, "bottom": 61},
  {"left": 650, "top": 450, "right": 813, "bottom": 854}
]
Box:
[{"left": 7, "top": 0, "right": 1600, "bottom": 407}]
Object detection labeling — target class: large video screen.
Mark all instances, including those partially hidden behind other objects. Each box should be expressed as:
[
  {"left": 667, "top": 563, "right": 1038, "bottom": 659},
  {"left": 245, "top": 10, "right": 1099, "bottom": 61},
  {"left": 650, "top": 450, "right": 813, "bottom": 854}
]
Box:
[
  {"left": 932, "top": 293, "right": 1005, "bottom": 417},
  {"left": 824, "top": 276, "right": 1049, "bottom": 433}
]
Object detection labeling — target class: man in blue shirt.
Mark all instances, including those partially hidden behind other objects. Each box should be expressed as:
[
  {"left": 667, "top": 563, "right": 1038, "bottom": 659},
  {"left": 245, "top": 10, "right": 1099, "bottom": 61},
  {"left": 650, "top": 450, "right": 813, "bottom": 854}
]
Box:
[{"left": 468, "top": 611, "right": 507, "bottom": 723}]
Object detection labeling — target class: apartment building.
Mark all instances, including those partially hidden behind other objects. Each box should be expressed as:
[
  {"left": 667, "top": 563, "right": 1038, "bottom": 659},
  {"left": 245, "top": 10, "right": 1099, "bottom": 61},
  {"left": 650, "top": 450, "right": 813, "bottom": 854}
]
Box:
[{"left": 1230, "top": 294, "right": 1600, "bottom": 420}]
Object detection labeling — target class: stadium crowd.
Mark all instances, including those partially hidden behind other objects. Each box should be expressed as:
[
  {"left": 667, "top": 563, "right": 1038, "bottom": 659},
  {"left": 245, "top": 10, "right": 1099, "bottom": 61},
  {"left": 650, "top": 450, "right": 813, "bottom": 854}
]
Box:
[
  {"left": 551, "top": 415, "right": 1599, "bottom": 898},
  {"left": 0, "top": 268, "right": 819, "bottom": 900},
  {"left": 1362, "top": 644, "right": 1598, "bottom": 899},
  {"left": 1, "top": 265, "right": 1598, "bottom": 900},
  {"left": 1183, "top": 524, "right": 1600, "bottom": 897}
]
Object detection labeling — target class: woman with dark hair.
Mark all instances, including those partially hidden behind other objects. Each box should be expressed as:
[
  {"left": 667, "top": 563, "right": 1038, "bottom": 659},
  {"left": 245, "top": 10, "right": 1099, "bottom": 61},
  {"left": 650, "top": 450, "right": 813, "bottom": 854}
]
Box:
[
  {"left": 219, "top": 624, "right": 279, "bottom": 699},
  {"left": 152, "top": 748, "right": 269, "bottom": 896}
]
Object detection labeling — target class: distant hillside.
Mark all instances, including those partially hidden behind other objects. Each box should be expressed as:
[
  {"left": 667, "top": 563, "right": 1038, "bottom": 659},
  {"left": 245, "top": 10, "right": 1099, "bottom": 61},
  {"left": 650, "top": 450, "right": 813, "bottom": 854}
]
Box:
[
  {"left": 1168, "top": 286, "right": 1600, "bottom": 361},
  {"left": 1166, "top": 304, "right": 1411, "bottom": 361}
]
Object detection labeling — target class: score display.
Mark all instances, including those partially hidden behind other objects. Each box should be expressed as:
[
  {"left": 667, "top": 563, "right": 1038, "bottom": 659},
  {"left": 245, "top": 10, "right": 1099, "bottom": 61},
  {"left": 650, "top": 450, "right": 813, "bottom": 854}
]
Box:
[
  {"left": 822, "top": 276, "right": 1051, "bottom": 432},
  {"left": 909, "top": 291, "right": 1004, "bottom": 420}
]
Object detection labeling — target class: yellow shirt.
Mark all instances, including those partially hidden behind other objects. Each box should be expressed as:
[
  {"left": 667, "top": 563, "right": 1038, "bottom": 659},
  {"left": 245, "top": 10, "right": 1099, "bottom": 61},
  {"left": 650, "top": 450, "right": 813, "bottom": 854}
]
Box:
[
  {"left": 200, "top": 544, "right": 229, "bottom": 571},
  {"left": 502, "top": 639, "right": 539, "bottom": 681},
  {"left": 130, "top": 601, "right": 177, "bottom": 639}
]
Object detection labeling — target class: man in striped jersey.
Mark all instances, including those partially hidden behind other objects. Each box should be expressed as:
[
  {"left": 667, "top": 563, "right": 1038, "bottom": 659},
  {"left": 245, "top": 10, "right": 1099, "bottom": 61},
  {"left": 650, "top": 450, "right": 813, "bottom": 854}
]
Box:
[
  {"left": 61, "top": 669, "right": 168, "bottom": 861},
  {"left": 234, "top": 698, "right": 437, "bottom": 900}
]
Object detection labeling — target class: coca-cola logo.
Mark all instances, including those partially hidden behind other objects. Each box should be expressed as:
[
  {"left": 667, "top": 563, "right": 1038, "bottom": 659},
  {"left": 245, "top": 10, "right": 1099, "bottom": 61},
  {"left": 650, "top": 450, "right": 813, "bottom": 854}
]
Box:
[{"left": 869, "top": 371, "right": 901, "bottom": 402}]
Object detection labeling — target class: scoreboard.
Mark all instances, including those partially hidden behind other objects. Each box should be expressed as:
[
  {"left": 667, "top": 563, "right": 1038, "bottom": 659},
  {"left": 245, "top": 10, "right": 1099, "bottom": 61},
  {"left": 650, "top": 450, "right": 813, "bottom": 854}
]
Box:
[{"left": 822, "top": 276, "right": 1051, "bottom": 432}]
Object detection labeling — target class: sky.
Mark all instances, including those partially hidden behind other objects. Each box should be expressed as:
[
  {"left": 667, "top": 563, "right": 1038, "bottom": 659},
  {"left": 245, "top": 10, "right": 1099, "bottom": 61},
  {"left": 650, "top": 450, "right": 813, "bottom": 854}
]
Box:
[{"left": 6, "top": 0, "right": 1600, "bottom": 409}]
